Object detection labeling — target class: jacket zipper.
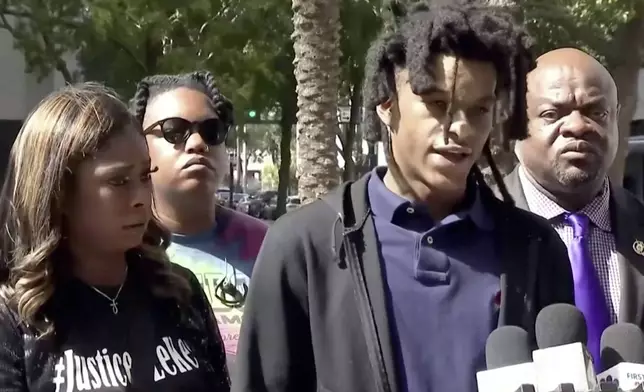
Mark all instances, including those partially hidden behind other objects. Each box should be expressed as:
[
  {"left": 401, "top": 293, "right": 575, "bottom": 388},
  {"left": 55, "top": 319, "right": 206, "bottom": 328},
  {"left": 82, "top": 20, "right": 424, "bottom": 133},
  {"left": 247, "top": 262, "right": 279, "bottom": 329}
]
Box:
[{"left": 342, "top": 225, "right": 392, "bottom": 392}]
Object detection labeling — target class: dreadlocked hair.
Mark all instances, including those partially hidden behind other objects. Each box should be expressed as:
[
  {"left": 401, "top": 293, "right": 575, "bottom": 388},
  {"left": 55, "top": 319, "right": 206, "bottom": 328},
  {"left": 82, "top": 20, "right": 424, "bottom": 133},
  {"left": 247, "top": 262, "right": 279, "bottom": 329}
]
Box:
[
  {"left": 130, "top": 70, "right": 234, "bottom": 131},
  {"left": 363, "top": 0, "right": 535, "bottom": 203}
]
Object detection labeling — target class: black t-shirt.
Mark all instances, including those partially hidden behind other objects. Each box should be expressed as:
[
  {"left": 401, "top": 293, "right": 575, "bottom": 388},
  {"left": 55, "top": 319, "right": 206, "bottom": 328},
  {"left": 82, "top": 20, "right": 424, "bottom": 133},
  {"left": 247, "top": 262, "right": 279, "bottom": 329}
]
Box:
[{"left": 0, "top": 264, "right": 230, "bottom": 392}]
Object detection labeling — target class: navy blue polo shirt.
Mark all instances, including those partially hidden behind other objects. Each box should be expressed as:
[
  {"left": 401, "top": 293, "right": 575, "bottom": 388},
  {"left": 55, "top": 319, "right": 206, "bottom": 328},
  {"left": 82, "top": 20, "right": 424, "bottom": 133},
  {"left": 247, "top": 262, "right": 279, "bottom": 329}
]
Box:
[{"left": 368, "top": 167, "right": 501, "bottom": 392}]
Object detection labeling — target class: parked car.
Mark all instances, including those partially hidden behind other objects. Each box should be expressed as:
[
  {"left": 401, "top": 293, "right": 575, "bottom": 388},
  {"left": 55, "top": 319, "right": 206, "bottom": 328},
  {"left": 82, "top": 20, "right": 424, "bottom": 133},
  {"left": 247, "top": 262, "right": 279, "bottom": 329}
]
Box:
[
  {"left": 285, "top": 196, "right": 301, "bottom": 213},
  {"left": 216, "top": 189, "right": 229, "bottom": 206},
  {"left": 261, "top": 195, "right": 302, "bottom": 219},
  {"left": 237, "top": 195, "right": 251, "bottom": 213},
  {"left": 261, "top": 195, "right": 278, "bottom": 220},
  {"left": 215, "top": 188, "right": 247, "bottom": 209},
  {"left": 231, "top": 193, "right": 247, "bottom": 209},
  {"left": 240, "top": 191, "right": 277, "bottom": 218}
]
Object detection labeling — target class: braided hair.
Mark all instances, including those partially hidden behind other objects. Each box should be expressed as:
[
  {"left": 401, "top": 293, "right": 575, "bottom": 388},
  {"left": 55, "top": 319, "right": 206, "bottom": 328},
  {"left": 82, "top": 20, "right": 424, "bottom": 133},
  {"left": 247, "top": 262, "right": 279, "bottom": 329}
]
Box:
[
  {"left": 363, "top": 0, "right": 535, "bottom": 203},
  {"left": 130, "top": 70, "right": 234, "bottom": 132}
]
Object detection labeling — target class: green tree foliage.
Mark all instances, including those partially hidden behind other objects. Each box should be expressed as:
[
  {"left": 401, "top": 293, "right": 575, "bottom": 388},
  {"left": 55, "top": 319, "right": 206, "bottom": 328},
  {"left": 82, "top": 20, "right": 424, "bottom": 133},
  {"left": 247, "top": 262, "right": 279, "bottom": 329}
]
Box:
[
  {"left": 522, "top": 0, "right": 639, "bottom": 63},
  {"left": 5, "top": 0, "right": 638, "bottom": 193},
  {"left": 0, "top": 0, "right": 85, "bottom": 82}
]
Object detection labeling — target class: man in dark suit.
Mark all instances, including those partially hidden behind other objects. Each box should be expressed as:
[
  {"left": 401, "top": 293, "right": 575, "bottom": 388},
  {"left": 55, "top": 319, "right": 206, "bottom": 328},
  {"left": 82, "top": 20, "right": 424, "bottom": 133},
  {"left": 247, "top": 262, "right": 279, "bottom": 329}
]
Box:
[{"left": 507, "top": 47, "right": 644, "bottom": 368}]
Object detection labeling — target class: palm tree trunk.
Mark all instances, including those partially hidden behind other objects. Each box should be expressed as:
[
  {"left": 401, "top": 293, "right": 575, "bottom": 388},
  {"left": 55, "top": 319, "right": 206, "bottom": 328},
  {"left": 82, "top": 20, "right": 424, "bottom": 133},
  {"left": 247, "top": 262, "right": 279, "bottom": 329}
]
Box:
[{"left": 292, "top": 0, "right": 341, "bottom": 202}]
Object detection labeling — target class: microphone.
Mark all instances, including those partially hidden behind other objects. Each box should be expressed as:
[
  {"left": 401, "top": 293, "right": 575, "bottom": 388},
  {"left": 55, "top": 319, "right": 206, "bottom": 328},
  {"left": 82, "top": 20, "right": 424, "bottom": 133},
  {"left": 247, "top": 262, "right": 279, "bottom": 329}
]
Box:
[
  {"left": 596, "top": 323, "right": 644, "bottom": 391},
  {"left": 532, "top": 304, "right": 597, "bottom": 391},
  {"left": 476, "top": 325, "right": 538, "bottom": 392}
]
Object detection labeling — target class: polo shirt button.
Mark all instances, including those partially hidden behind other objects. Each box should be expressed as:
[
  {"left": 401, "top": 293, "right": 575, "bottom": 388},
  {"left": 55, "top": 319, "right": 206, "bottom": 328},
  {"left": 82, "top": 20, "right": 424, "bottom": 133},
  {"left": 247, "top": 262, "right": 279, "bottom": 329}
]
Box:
[
  {"left": 406, "top": 207, "right": 414, "bottom": 214},
  {"left": 426, "top": 236, "right": 434, "bottom": 245}
]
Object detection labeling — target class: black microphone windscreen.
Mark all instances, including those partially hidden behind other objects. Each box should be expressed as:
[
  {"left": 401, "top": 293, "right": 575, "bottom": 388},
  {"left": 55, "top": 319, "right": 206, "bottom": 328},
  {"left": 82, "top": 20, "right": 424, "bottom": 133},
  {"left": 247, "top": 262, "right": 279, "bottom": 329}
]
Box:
[
  {"left": 485, "top": 325, "right": 532, "bottom": 369},
  {"left": 631, "top": 384, "right": 644, "bottom": 392},
  {"left": 535, "top": 303, "right": 588, "bottom": 349},
  {"left": 600, "top": 323, "right": 644, "bottom": 369},
  {"left": 598, "top": 381, "right": 620, "bottom": 392},
  {"left": 552, "top": 383, "right": 575, "bottom": 392}
]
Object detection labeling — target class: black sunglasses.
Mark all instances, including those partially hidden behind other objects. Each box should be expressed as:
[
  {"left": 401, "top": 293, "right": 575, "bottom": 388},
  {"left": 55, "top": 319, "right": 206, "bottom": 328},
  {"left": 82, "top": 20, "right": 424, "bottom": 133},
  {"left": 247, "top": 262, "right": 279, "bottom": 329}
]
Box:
[{"left": 144, "top": 117, "right": 229, "bottom": 146}]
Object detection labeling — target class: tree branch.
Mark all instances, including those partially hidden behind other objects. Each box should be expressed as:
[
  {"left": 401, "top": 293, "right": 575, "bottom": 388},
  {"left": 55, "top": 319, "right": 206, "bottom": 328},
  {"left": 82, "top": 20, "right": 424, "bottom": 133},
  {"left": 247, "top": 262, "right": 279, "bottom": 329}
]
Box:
[
  {"left": 0, "top": 11, "right": 16, "bottom": 34},
  {"left": 105, "top": 33, "right": 148, "bottom": 72},
  {"left": 0, "top": 9, "right": 73, "bottom": 82},
  {"left": 1, "top": 5, "right": 149, "bottom": 73},
  {"left": 40, "top": 32, "right": 73, "bottom": 82},
  {"left": 0, "top": 7, "right": 80, "bottom": 28}
]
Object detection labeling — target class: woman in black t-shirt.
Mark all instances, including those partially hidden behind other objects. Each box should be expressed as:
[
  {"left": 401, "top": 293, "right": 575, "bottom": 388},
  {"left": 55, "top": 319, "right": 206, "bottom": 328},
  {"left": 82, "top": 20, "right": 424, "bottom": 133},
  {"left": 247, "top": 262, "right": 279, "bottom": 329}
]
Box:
[{"left": 0, "top": 83, "right": 230, "bottom": 392}]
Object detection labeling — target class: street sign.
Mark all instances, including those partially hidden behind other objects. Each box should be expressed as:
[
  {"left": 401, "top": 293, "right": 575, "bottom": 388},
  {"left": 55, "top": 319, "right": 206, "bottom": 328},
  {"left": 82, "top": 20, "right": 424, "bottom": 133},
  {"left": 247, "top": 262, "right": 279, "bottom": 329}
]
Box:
[
  {"left": 337, "top": 106, "right": 365, "bottom": 124},
  {"left": 338, "top": 106, "right": 351, "bottom": 123}
]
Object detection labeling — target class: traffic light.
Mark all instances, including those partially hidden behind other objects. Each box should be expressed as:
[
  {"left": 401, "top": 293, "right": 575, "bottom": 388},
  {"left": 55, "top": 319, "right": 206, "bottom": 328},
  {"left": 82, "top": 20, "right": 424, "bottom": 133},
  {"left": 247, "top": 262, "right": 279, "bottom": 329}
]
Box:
[{"left": 248, "top": 110, "right": 257, "bottom": 119}]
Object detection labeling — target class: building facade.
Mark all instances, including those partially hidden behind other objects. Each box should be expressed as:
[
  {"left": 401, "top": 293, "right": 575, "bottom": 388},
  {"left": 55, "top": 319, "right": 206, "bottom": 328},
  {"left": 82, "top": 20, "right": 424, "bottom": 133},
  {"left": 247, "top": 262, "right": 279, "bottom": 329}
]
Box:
[{"left": 0, "top": 26, "right": 79, "bottom": 179}]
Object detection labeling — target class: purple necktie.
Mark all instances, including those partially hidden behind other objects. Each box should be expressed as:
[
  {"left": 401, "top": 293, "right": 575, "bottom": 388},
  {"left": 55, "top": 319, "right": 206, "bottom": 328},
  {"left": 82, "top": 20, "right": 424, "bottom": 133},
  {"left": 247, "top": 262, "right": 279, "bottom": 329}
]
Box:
[{"left": 565, "top": 212, "right": 611, "bottom": 372}]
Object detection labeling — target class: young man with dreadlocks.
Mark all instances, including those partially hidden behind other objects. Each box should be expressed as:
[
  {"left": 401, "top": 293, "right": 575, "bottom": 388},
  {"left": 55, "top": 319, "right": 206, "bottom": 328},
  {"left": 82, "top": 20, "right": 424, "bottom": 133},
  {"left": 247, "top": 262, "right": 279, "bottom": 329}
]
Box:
[
  {"left": 233, "top": 3, "right": 575, "bottom": 392},
  {"left": 130, "top": 71, "right": 268, "bottom": 369}
]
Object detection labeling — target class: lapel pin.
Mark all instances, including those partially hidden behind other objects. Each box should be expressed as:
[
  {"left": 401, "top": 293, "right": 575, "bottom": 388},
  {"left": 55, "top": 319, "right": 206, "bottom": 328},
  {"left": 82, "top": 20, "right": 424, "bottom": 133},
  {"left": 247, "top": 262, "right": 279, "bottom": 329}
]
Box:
[{"left": 633, "top": 240, "right": 644, "bottom": 256}]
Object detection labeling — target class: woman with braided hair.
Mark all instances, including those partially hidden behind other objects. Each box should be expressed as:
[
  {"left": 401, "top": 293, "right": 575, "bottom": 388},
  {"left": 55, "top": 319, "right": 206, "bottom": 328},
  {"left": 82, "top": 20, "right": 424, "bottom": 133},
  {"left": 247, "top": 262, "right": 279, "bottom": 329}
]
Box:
[
  {"left": 130, "top": 71, "right": 267, "bottom": 368},
  {"left": 233, "top": 2, "right": 574, "bottom": 392}
]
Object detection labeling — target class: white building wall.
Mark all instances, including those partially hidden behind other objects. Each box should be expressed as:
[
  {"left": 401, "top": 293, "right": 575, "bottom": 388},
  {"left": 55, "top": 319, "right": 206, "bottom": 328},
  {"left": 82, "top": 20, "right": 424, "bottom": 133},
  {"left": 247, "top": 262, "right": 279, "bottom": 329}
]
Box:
[{"left": 0, "top": 21, "right": 79, "bottom": 121}]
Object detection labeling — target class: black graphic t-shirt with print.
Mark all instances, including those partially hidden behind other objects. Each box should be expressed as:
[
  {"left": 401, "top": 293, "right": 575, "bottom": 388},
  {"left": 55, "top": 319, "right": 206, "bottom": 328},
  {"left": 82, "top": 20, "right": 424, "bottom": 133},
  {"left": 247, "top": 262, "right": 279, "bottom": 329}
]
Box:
[{"left": 0, "top": 263, "right": 230, "bottom": 392}]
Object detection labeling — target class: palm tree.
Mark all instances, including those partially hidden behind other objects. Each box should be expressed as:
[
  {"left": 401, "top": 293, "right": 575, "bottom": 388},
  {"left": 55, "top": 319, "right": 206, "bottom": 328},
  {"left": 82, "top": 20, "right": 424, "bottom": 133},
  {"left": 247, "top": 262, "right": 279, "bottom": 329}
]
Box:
[
  {"left": 291, "top": 0, "right": 341, "bottom": 202},
  {"left": 471, "top": 0, "right": 520, "bottom": 182}
]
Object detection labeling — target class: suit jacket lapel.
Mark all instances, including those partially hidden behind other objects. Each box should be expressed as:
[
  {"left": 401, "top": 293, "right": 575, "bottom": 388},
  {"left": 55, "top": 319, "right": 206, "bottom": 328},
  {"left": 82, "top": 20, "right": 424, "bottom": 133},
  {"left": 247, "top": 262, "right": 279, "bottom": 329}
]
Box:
[
  {"left": 501, "top": 166, "right": 529, "bottom": 210},
  {"left": 504, "top": 167, "right": 644, "bottom": 326},
  {"left": 610, "top": 185, "right": 644, "bottom": 326},
  {"left": 494, "top": 207, "right": 536, "bottom": 331},
  {"left": 482, "top": 184, "right": 539, "bottom": 337}
]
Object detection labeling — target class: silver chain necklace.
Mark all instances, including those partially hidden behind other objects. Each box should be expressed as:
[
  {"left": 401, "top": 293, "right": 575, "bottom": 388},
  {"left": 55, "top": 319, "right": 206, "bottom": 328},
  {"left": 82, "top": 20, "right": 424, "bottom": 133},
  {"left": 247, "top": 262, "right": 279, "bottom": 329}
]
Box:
[{"left": 88, "top": 264, "right": 128, "bottom": 315}]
